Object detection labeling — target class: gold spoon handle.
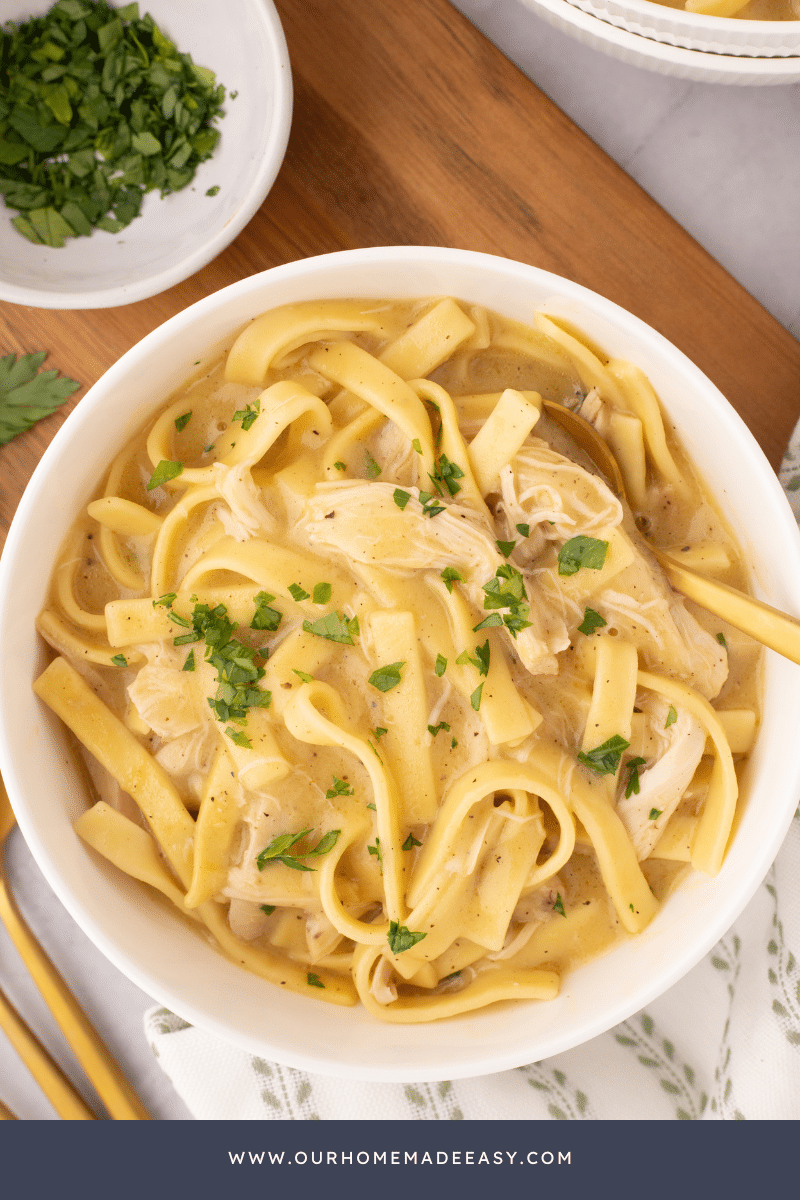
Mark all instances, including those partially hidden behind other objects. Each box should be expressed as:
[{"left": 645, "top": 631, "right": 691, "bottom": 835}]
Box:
[
  {"left": 0, "top": 1096, "right": 19, "bottom": 1120},
  {"left": 0, "top": 877, "right": 150, "bottom": 1121},
  {"left": 653, "top": 549, "right": 800, "bottom": 665},
  {"left": 0, "top": 983, "right": 95, "bottom": 1120}
]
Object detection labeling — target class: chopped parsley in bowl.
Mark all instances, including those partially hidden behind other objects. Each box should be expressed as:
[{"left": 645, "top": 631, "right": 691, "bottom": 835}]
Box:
[{"left": 0, "top": 0, "right": 292, "bottom": 308}]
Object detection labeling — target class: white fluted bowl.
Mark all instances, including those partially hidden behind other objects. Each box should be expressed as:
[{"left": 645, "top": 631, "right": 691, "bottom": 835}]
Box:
[{"left": 520, "top": 0, "right": 800, "bottom": 83}]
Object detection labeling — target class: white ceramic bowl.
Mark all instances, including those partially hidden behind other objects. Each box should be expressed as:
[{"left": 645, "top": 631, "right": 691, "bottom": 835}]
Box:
[
  {"left": 2, "top": 246, "right": 800, "bottom": 1082},
  {"left": 0, "top": 1, "right": 292, "bottom": 309},
  {"left": 519, "top": 0, "right": 800, "bottom": 84}
]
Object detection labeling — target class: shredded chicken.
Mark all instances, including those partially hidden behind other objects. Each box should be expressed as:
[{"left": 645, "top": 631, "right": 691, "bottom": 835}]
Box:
[
  {"left": 212, "top": 462, "right": 276, "bottom": 541},
  {"left": 616, "top": 694, "right": 706, "bottom": 859}
]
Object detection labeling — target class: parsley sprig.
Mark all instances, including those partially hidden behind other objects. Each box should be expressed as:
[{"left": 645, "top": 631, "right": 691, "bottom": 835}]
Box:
[{"left": 0, "top": 352, "right": 79, "bottom": 444}]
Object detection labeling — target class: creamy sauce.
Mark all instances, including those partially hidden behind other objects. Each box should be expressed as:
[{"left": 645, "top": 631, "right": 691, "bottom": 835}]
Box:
[{"left": 36, "top": 297, "right": 761, "bottom": 1020}]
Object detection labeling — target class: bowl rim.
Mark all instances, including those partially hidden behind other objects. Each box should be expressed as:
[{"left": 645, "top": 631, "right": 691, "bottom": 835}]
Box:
[
  {"left": 0, "top": 0, "right": 293, "bottom": 311},
  {"left": 520, "top": 0, "right": 800, "bottom": 78},
  {"left": 566, "top": 0, "right": 800, "bottom": 37},
  {"left": 3, "top": 245, "right": 800, "bottom": 1080}
]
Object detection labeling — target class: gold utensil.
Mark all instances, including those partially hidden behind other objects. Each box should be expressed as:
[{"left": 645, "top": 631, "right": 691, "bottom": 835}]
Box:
[
  {"left": 0, "top": 1097, "right": 19, "bottom": 1120},
  {"left": 0, "top": 980, "right": 96, "bottom": 1120},
  {"left": 0, "top": 777, "right": 150, "bottom": 1120},
  {"left": 543, "top": 400, "right": 800, "bottom": 666}
]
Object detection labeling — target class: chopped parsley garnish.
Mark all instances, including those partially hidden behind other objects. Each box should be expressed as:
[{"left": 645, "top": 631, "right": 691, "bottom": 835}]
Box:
[
  {"left": 110, "top": 653, "right": 127, "bottom": 667},
  {"left": 434, "top": 653, "right": 447, "bottom": 677},
  {"left": 368, "top": 838, "right": 383, "bottom": 873},
  {"left": 260, "top": 904, "right": 275, "bottom": 916},
  {"left": 372, "top": 726, "right": 388, "bottom": 740},
  {"left": 173, "top": 600, "right": 271, "bottom": 726},
  {"left": 578, "top": 607, "right": 606, "bottom": 636},
  {"left": 302, "top": 612, "right": 359, "bottom": 644},
  {"left": 366, "top": 802, "right": 377, "bottom": 811},
  {"left": 167, "top": 609, "right": 191, "bottom": 627},
  {"left": 0, "top": 352, "right": 79, "bottom": 445},
  {"left": 232, "top": 398, "right": 260, "bottom": 431},
  {"left": 326, "top": 776, "right": 354, "bottom": 799},
  {"left": 481, "top": 563, "right": 532, "bottom": 638},
  {"left": 577, "top": 734, "right": 630, "bottom": 776},
  {"left": 402, "top": 833, "right": 423, "bottom": 851},
  {"left": 256, "top": 828, "right": 341, "bottom": 872},
  {"left": 205, "top": 186, "right": 220, "bottom": 197},
  {"left": 440, "top": 567, "right": 464, "bottom": 593},
  {"left": 334, "top": 460, "right": 346, "bottom": 471},
  {"left": 312, "top": 582, "right": 332, "bottom": 605},
  {"left": 553, "top": 893, "right": 566, "bottom": 918},
  {"left": 516, "top": 523, "right": 530, "bottom": 538},
  {"left": 427, "top": 721, "right": 451, "bottom": 738},
  {"left": 307, "top": 972, "right": 325, "bottom": 989},
  {"left": 429, "top": 452, "right": 465, "bottom": 497},
  {"left": 451, "top": 736, "right": 458, "bottom": 749},
  {"left": 364, "top": 449, "right": 381, "bottom": 478},
  {"left": 387, "top": 920, "right": 426, "bottom": 955},
  {"left": 181, "top": 649, "right": 195, "bottom": 672},
  {"left": 456, "top": 640, "right": 490, "bottom": 677},
  {"left": 288, "top": 583, "right": 310, "bottom": 602},
  {"left": 174, "top": 411, "right": 192, "bottom": 432},
  {"left": 624, "top": 757, "right": 647, "bottom": 798},
  {"left": 716, "top": 632, "right": 728, "bottom": 649},
  {"left": 146, "top": 459, "right": 183, "bottom": 490},
  {"left": 368, "top": 661, "right": 405, "bottom": 692},
  {"left": 496, "top": 539, "right": 516, "bottom": 558},
  {"left": 152, "top": 592, "right": 176, "bottom": 608},
  {"left": 0, "top": 2, "right": 227, "bottom": 248},
  {"left": 225, "top": 726, "right": 251, "bottom": 748},
  {"left": 292, "top": 669, "right": 314, "bottom": 684},
  {"left": 418, "top": 490, "right": 445, "bottom": 518},
  {"left": 649, "top": 808, "right": 663, "bottom": 821},
  {"left": 392, "top": 487, "right": 411, "bottom": 510},
  {"left": 665, "top": 705, "right": 677, "bottom": 728},
  {"left": 470, "top": 683, "right": 484, "bottom": 711},
  {"left": 472, "top": 613, "right": 503, "bottom": 632},
  {"left": 411, "top": 438, "right": 422, "bottom": 454},
  {"left": 250, "top": 591, "right": 282, "bottom": 632},
  {"left": 557, "top": 535, "right": 609, "bottom": 577}
]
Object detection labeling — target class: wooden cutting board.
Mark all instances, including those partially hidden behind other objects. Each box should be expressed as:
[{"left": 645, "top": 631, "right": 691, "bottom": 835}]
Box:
[{"left": 2, "top": 0, "right": 799, "bottom": 546}]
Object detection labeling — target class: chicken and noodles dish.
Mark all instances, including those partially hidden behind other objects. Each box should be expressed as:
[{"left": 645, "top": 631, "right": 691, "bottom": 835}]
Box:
[{"left": 34, "top": 297, "right": 760, "bottom": 1022}]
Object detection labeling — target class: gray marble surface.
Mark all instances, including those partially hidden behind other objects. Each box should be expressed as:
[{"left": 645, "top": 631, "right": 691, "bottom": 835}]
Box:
[{"left": 2, "top": 0, "right": 798, "bottom": 1121}]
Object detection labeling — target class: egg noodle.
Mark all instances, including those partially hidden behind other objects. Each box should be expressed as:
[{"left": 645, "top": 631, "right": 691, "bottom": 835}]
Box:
[{"left": 33, "top": 296, "right": 759, "bottom": 1022}]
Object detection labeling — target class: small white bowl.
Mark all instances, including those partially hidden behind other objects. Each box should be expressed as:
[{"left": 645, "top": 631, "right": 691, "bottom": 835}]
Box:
[
  {"left": 0, "top": 1, "right": 292, "bottom": 309},
  {"left": 2, "top": 246, "right": 800, "bottom": 1082},
  {"left": 520, "top": 0, "right": 800, "bottom": 84}
]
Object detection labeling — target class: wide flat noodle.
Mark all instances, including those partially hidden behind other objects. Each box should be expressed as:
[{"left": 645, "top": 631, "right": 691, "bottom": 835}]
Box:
[{"left": 33, "top": 294, "right": 757, "bottom": 1024}]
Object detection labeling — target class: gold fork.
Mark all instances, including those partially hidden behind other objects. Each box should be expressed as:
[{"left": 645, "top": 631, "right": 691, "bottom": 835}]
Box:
[{"left": 0, "top": 776, "right": 150, "bottom": 1120}]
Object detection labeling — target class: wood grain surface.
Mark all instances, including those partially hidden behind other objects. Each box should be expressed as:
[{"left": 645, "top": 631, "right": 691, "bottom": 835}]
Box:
[{"left": 2, "top": 0, "right": 799, "bottom": 547}]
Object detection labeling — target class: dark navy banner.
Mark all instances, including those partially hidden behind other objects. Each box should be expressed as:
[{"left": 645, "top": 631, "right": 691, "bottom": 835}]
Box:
[{"left": 0, "top": 1119, "right": 793, "bottom": 1200}]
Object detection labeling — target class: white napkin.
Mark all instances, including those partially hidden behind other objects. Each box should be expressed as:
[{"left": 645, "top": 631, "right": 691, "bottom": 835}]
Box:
[{"left": 143, "top": 439, "right": 800, "bottom": 1121}]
